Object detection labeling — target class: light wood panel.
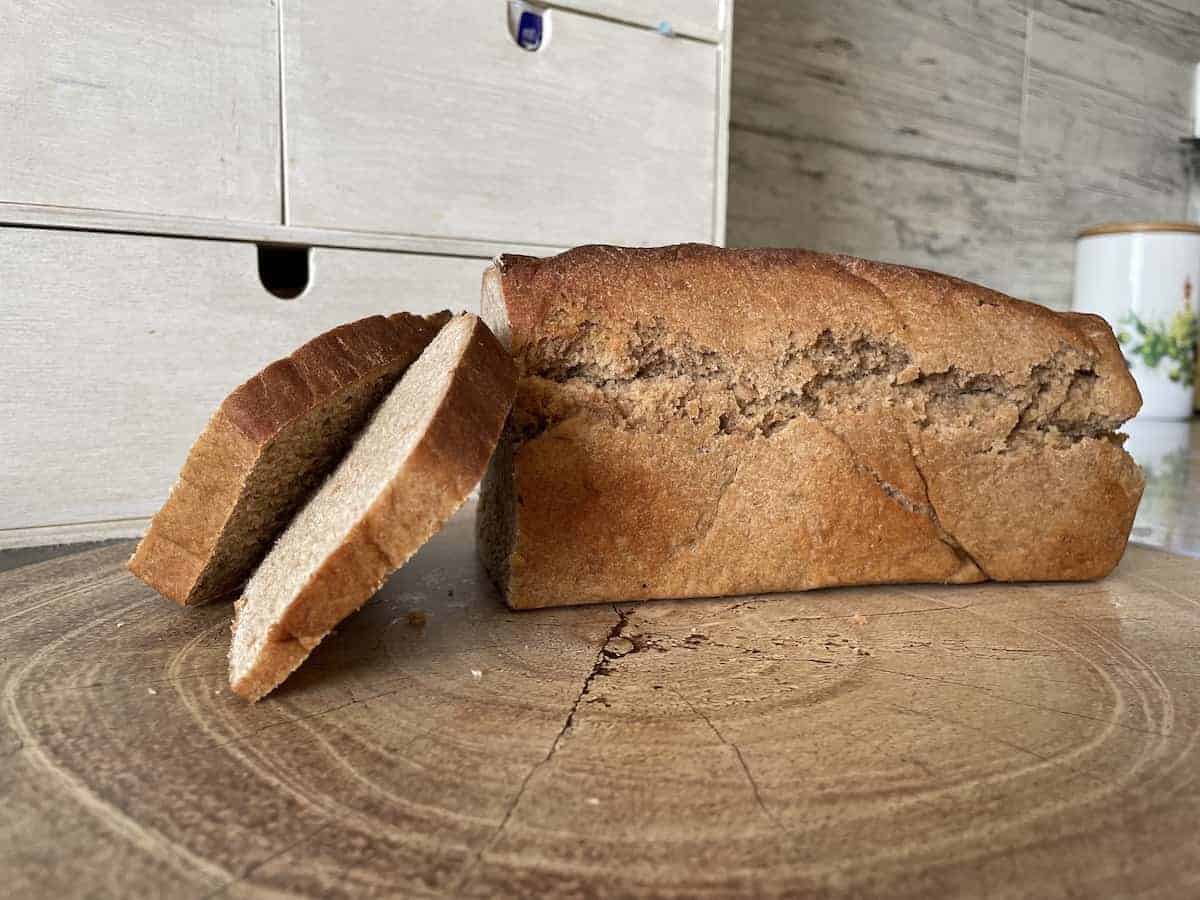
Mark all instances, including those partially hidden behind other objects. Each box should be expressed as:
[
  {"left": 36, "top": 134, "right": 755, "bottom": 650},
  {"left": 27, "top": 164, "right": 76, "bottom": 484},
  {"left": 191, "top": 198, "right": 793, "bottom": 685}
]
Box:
[
  {"left": 0, "top": 228, "right": 487, "bottom": 543},
  {"left": 0, "top": 1, "right": 280, "bottom": 222},
  {"left": 1007, "top": 11, "right": 1191, "bottom": 309},
  {"left": 283, "top": 0, "right": 718, "bottom": 246},
  {"left": 726, "top": 0, "right": 1025, "bottom": 294},
  {"left": 731, "top": 0, "right": 1026, "bottom": 177},
  {"left": 2, "top": 507, "right": 1199, "bottom": 897},
  {"left": 1030, "top": 0, "right": 1200, "bottom": 63},
  {"left": 728, "top": 127, "right": 1020, "bottom": 294},
  {"left": 0, "top": 202, "right": 564, "bottom": 259},
  {"left": 549, "top": 0, "right": 724, "bottom": 41},
  {"left": 727, "top": 0, "right": 1199, "bottom": 312}
]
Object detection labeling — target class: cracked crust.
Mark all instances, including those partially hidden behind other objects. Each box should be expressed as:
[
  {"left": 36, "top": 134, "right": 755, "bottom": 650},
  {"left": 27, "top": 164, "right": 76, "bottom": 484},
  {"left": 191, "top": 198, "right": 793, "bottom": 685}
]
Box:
[
  {"left": 229, "top": 315, "right": 516, "bottom": 701},
  {"left": 477, "top": 244, "right": 1145, "bottom": 609},
  {"left": 129, "top": 312, "right": 451, "bottom": 606}
]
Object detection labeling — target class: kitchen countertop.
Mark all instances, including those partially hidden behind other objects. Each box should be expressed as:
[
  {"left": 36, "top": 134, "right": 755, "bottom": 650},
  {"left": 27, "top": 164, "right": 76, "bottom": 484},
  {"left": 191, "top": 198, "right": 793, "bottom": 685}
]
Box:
[
  {"left": 2, "top": 479, "right": 1199, "bottom": 898},
  {"left": 1125, "top": 417, "right": 1200, "bottom": 558}
]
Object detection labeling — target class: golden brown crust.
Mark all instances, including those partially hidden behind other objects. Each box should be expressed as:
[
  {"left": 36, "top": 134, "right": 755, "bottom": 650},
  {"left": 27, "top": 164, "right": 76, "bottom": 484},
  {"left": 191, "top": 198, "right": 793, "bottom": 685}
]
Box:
[
  {"left": 494, "top": 245, "right": 1137, "bottom": 408},
  {"left": 126, "top": 414, "right": 259, "bottom": 603},
  {"left": 480, "top": 244, "right": 1145, "bottom": 609},
  {"left": 230, "top": 315, "right": 516, "bottom": 701},
  {"left": 128, "top": 313, "right": 447, "bottom": 606}
]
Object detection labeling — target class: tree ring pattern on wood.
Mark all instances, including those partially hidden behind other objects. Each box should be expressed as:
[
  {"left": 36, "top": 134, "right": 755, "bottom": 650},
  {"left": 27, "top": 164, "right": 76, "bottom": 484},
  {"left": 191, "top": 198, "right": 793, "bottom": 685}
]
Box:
[{"left": 1, "top": 505, "right": 1198, "bottom": 898}]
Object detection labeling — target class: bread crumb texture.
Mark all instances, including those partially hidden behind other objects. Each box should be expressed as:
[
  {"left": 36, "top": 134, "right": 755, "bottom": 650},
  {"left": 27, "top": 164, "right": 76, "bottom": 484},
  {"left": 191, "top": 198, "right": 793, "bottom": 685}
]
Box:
[
  {"left": 480, "top": 244, "right": 1145, "bottom": 608},
  {"left": 129, "top": 313, "right": 448, "bottom": 606},
  {"left": 230, "top": 315, "right": 515, "bottom": 700}
]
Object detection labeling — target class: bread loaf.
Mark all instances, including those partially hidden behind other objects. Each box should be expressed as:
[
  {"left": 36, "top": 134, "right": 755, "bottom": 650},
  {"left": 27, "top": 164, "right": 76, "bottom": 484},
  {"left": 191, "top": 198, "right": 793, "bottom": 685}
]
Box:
[
  {"left": 230, "top": 313, "right": 515, "bottom": 701},
  {"left": 130, "top": 311, "right": 449, "bottom": 606},
  {"left": 477, "top": 244, "right": 1144, "bottom": 610}
]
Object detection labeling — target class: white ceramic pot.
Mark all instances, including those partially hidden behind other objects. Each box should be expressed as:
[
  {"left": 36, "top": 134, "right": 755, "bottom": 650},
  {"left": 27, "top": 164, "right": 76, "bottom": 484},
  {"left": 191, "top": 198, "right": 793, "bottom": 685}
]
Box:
[{"left": 1073, "top": 223, "right": 1200, "bottom": 419}]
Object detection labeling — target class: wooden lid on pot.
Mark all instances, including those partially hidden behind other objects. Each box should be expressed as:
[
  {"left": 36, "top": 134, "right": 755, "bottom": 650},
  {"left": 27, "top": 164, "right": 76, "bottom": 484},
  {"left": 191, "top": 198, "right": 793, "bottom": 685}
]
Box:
[{"left": 1078, "top": 221, "right": 1200, "bottom": 239}]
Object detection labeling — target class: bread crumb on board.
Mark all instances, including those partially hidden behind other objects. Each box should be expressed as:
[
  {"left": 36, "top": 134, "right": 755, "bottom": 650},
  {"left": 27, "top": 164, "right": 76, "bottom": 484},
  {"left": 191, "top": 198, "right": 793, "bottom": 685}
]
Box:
[
  {"left": 406, "top": 610, "right": 427, "bottom": 627},
  {"left": 850, "top": 612, "right": 868, "bottom": 626},
  {"left": 470, "top": 669, "right": 483, "bottom": 681}
]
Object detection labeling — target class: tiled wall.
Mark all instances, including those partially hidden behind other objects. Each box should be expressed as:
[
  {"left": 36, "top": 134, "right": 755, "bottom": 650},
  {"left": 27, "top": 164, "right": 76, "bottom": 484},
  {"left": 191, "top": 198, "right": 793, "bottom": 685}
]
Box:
[{"left": 727, "top": 0, "right": 1199, "bottom": 309}]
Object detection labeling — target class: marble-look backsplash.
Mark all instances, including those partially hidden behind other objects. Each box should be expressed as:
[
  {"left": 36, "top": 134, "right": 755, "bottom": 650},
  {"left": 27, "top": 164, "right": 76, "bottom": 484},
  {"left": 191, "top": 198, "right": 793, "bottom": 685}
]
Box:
[{"left": 727, "top": 0, "right": 1199, "bottom": 310}]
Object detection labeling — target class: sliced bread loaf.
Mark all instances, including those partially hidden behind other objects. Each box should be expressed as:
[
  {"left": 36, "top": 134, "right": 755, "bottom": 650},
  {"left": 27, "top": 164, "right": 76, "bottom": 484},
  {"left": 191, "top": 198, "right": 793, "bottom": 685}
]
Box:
[
  {"left": 478, "top": 244, "right": 1144, "bottom": 609},
  {"left": 129, "top": 311, "right": 450, "bottom": 606},
  {"left": 229, "top": 313, "right": 515, "bottom": 701}
]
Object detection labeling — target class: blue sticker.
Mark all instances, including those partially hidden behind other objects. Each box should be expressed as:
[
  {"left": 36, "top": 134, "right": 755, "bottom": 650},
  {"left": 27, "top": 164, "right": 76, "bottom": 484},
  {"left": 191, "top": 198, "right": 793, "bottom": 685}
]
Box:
[{"left": 517, "top": 10, "right": 543, "bottom": 51}]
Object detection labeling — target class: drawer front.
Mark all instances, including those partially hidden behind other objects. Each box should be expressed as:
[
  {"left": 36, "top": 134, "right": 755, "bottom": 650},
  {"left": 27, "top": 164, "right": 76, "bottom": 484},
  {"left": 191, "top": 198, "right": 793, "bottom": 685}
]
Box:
[
  {"left": 0, "top": 2, "right": 279, "bottom": 222},
  {"left": 0, "top": 227, "right": 486, "bottom": 541},
  {"left": 552, "top": 1, "right": 724, "bottom": 40},
  {"left": 283, "top": 1, "right": 718, "bottom": 246}
]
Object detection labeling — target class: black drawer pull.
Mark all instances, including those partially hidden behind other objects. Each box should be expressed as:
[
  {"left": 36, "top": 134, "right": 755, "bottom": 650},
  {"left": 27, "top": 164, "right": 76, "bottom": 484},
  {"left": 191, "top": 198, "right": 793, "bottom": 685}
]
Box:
[{"left": 257, "top": 244, "right": 310, "bottom": 299}]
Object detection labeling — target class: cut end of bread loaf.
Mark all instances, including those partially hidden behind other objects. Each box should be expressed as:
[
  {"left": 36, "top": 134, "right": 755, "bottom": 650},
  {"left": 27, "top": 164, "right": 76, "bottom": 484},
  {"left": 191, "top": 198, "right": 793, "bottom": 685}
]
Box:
[
  {"left": 128, "top": 311, "right": 450, "bottom": 606},
  {"left": 229, "top": 313, "right": 516, "bottom": 701}
]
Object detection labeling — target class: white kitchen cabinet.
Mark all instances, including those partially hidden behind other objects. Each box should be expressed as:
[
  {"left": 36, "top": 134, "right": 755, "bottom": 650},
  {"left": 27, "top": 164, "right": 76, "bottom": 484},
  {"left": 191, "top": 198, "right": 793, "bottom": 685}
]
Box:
[
  {"left": 0, "top": 228, "right": 485, "bottom": 546},
  {"left": 552, "top": 0, "right": 726, "bottom": 41},
  {"left": 0, "top": 3, "right": 731, "bottom": 543},
  {"left": 282, "top": 0, "right": 720, "bottom": 247},
  {"left": 0, "top": 1, "right": 281, "bottom": 223}
]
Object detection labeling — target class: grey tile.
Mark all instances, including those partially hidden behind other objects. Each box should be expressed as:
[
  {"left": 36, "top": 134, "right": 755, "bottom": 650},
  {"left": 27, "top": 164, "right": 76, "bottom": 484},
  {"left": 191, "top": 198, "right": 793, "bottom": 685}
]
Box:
[
  {"left": 726, "top": 0, "right": 1193, "bottom": 312},
  {"left": 1030, "top": 0, "right": 1200, "bottom": 63},
  {"left": 727, "top": 125, "right": 1021, "bottom": 295},
  {"left": 1188, "top": 142, "right": 1200, "bottom": 221},
  {"left": 1009, "top": 12, "right": 1192, "bottom": 308},
  {"left": 1022, "top": 8, "right": 1192, "bottom": 118},
  {"left": 728, "top": 0, "right": 1028, "bottom": 297},
  {"left": 731, "top": 0, "right": 1028, "bottom": 176}
]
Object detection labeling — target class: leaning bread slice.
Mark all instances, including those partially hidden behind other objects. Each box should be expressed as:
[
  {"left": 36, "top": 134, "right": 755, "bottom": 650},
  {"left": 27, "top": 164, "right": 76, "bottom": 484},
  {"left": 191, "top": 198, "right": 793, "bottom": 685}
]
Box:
[
  {"left": 229, "top": 314, "right": 516, "bottom": 701},
  {"left": 129, "top": 312, "right": 451, "bottom": 606}
]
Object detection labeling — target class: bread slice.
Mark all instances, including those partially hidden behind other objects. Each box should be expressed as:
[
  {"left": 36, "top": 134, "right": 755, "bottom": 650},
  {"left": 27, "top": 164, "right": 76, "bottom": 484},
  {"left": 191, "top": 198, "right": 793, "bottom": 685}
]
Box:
[
  {"left": 229, "top": 313, "right": 515, "bottom": 701},
  {"left": 129, "top": 311, "right": 450, "bottom": 606}
]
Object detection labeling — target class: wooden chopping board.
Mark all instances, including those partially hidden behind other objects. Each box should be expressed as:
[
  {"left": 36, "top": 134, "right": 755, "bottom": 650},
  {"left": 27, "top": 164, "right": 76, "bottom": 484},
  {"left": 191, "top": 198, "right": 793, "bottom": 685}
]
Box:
[{"left": 2, "top": 503, "right": 1198, "bottom": 899}]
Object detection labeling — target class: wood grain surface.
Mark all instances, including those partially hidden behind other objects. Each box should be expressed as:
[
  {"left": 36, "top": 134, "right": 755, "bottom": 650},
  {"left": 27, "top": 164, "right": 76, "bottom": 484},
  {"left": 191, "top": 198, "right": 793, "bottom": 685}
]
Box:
[
  {"left": 0, "top": 0, "right": 280, "bottom": 222},
  {"left": 1006, "top": 10, "right": 1192, "bottom": 310},
  {"left": 727, "top": 0, "right": 1198, "bottom": 311},
  {"left": 547, "top": 0, "right": 724, "bottom": 43},
  {"left": 0, "top": 202, "right": 568, "bottom": 260},
  {"left": 0, "top": 227, "right": 486, "bottom": 546},
  {"left": 727, "top": 0, "right": 1027, "bottom": 296},
  {"left": 282, "top": 0, "right": 718, "bottom": 247},
  {"left": 2, "top": 504, "right": 1199, "bottom": 898}
]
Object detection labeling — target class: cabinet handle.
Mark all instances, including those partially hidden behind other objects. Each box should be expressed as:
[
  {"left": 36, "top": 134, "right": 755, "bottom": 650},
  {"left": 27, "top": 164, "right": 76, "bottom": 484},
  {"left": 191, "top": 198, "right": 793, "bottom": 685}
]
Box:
[
  {"left": 508, "top": 1, "right": 550, "bottom": 52},
  {"left": 258, "top": 244, "right": 310, "bottom": 299}
]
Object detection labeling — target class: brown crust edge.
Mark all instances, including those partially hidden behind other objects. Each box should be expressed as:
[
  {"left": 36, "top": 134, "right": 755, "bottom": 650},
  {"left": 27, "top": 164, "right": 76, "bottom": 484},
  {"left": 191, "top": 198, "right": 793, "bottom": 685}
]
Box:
[{"left": 128, "top": 313, "right": 448, "bottom": 606}]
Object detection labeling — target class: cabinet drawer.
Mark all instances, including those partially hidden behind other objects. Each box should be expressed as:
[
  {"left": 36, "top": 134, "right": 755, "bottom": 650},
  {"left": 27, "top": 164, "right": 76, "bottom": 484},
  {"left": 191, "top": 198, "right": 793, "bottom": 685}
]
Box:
[
  {"left": 0, "top": 2, "right": 279, "bottom": 222},
  {"left": 0, "top": 227, "right": 486, "bottom": 544},
  {"left": 553, "top": 1, "right": 724, "bottom": 41},
  {"left": 283, "top": 1, "right": 718, "bottom": 246}
]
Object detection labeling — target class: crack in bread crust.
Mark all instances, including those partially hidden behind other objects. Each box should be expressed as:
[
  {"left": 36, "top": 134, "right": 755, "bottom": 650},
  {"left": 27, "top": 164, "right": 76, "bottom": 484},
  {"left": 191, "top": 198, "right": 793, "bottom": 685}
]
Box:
[{"left": 514, "top": 322, "right": 1121, "bottom": 456}]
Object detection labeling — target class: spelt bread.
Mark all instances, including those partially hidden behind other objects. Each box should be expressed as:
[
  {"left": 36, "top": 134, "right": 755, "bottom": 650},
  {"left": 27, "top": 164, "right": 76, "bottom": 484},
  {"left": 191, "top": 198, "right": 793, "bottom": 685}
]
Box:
[
  {"left": 477, "top": 244, "right": 1145, "bottom": 610},
  {"left": 229, "top": 313, "right": 515, "bottom": 701},
  {"left": 129, "top": 311, "right": 450, "bottom": 606}
]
